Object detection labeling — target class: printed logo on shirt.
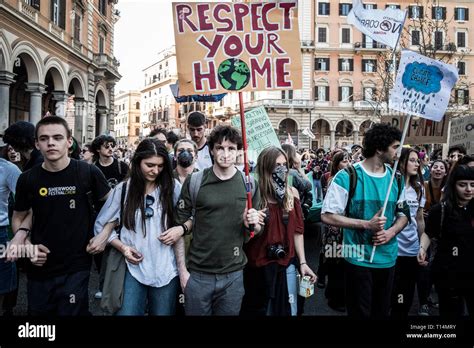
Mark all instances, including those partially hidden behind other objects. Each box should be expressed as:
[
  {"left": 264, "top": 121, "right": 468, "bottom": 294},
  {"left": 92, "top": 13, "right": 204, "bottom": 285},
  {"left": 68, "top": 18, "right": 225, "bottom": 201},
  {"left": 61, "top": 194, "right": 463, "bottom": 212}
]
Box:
[
  {"left": 38, "top": 186, "right": 77, "bottom": 197},
  {"left": 107, "top": 178, "right": 119, "bottom": 189}
]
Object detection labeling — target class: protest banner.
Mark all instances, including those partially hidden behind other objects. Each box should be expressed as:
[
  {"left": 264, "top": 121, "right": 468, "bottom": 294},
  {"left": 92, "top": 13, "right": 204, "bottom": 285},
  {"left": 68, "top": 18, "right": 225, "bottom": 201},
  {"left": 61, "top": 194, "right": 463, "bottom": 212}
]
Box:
[
  {"left": 389, "top": 50, "right": 459, "bottom": 121},
  {"left": 381, "top": 116, "right": 448, "bottom": 144},
  {"left": 372, "top": 50, "right": 458, "bottom": 263},
  {"left": 172, "top": 1, "right": 302, "bottom": 96},
  {"left": 231, "top": 106, "right": 280, "bottom": 162},
  {"left": 347, "top": 0, "right": 406, "bottom": 48}
]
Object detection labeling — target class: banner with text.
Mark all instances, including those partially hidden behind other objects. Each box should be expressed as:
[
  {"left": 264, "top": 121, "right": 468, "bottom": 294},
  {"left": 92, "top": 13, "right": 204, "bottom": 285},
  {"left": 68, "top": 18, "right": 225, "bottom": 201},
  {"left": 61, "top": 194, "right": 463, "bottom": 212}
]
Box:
[
  {"left": 347, "top": 0, "right": 406, "bottom": 48},
  {"left": 381, "top": 116, "right": 448, "bottom": 144},
  {"left": 389, "top": 50, "right": 459, "bottom": 121},
  {"left": 231, "top": 106, "right": 280, "bottom": 161},
  {"left": 172, "top": 2, "right": 302, "bottom": 95}
]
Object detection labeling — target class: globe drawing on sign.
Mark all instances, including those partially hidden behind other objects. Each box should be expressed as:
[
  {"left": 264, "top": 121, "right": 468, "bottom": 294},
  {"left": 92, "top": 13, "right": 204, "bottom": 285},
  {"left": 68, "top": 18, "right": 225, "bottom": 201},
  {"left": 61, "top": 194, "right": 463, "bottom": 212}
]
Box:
[{"left": 218, "top": 58, "right": 250, "bottom": 91}]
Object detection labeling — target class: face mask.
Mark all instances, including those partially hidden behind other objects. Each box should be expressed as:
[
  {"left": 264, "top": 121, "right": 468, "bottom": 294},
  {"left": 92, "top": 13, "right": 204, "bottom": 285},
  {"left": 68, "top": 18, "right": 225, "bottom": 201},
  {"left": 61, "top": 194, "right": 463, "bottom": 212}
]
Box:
[
  {"left": 272, "top": 165, "right": 288, "bottom": 204},
  {"left": 177, "top": 150, "right": 193, "bottom": 168}
]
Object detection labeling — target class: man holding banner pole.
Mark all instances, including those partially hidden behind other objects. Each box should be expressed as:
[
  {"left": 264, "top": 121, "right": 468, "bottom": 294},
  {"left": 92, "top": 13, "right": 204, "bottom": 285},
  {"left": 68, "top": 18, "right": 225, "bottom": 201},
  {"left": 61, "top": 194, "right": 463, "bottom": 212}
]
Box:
[
  {"left": 347, "top": 0, "right": 459, "bottom": 265},
  {"left": 322, "top": 123, "right": 409, "bottom": 318}
]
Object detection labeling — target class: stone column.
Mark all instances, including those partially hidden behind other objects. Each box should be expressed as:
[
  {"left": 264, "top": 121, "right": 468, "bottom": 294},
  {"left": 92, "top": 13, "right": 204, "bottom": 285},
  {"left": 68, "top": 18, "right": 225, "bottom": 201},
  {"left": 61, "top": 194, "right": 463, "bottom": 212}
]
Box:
[
  {"left": 0, "top": 71, "right": 15, "bottom": 132},
  {"left": 25, "top": 83, "right": 46, "bottom": 124},
  {"left": 52, "top": 91, "right": 68, "bottom": 117},
  {"left": 97, "top": 106, "right": 108, "bottom": 134},
  {"left": 353, "top": 130, "right": 359, "bottom": 145},
  {"left": 107, "top": 111, "right": 115, "bottom": 135},
  {"left": 330, "top": 130, "right": 336, "bottom": 149},
  {"left": 74, "top": 97, "right": 86, "bottom": 141}
]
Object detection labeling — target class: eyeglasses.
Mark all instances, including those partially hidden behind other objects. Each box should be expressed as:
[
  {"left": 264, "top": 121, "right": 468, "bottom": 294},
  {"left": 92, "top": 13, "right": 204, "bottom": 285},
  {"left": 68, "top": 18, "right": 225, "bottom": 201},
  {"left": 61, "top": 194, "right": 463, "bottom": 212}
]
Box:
[
  {"left": 408, "top": 158, "right": 420, "bottom": 164},
  {"left": 102, "top": 143, "right": 115, "bottom": 149},
  {"left": 145, "top": 194, "right": 155, "bottom": 219}
]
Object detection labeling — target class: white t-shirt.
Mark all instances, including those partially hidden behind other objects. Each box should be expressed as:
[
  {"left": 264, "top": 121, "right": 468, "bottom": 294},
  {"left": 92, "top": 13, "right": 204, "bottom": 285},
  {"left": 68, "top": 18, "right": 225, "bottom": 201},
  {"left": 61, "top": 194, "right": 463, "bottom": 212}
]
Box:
[
  {"left": 195, "top": 143, "right": 213, "bottom": 170},
  {"left": 397, "top": 185, "right": 425, "bottom": 257}
]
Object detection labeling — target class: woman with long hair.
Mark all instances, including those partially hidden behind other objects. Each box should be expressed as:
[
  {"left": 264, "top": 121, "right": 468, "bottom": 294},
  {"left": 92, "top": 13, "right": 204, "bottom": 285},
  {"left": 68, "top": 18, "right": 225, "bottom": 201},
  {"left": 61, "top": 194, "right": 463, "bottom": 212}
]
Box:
[
  {"left": 423, "top": 159, "right": 449, "bottom": 218},
  {"left": 418, "top": 165, "right": 474, "bottom": 317},
  {"left": 242, "top": 146, "right": 316, "bottom": 316},
  {"left": 390, "top": 148, "right": 426, "bottom": 318},
  {"left": 281, "top": 144, "right": 313, "bottom": 219},
  {"left": 94, "top": 138, "right": 184, "bottom": 315}
]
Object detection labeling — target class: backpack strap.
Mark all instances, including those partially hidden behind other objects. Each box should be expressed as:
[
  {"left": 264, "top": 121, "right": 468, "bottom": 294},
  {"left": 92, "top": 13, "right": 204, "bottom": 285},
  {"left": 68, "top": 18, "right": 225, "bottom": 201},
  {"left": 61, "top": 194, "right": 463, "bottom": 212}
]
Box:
[
  {"left": 189, "top": 169, "right": 205, "bottom": 212},
  {"left": 116, "top": 158, "right": 122, "bottom": 176},
  {"left": 115, "top": 181, "right": 127, "bottom": 238},
  {"left": 76, "top": 160, "right": 93, "bottom": 193},
  {"left": 344, "top": 165, "right": 357, "bottom": 216},
  {"left": 75, "top": 160, "right": 96, "bottom": 234},
  {"left": 395, "top": 170, "right": 403, "bottom": 201},
  {"left": 238, "top": 169, "right": 256, "bottom": 198}
]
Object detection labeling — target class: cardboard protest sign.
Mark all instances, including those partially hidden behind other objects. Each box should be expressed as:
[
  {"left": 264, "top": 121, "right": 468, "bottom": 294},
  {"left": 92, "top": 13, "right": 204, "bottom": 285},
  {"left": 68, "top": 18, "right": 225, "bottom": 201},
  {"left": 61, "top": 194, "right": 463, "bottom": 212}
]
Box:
[
  {"left": 381, "top": 116, "right": 448, "bottom": 144},
  {"left": 389, "top": 50, "right": 459, "bottom": 121},
  {"left": 172, "top": 2, "right": 302, "bottom": 95},
  {"left": 450, "top": 115, "right": 474, "bottom": 154},
  {"left": 231, "top": 106, "right": 280, "bottom": 161}
]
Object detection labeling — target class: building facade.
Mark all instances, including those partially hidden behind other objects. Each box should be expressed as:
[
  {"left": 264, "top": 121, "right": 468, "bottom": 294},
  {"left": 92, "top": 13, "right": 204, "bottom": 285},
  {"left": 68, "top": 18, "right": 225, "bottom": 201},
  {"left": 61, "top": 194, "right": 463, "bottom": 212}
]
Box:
[
  {"left": 114, "top": 90, "right": 140, "bottom": 147},
  {"left": 238, "top": 0, "right": 474, "bottom": 150},
  {"left": 0, "top": 0, "right": 121, "bottom": 145},
  {"left": 140, "top": 46, "right": 179, "bottom": 137}
]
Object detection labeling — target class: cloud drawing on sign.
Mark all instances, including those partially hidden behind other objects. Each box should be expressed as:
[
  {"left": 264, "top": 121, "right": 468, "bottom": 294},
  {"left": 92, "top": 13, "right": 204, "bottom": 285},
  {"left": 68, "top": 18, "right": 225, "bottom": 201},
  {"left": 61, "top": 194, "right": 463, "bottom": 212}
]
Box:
[
  {"left": 399, "top": 62, "right": 445, "bottom": 115},
  {"left": 402, "top": 62, "right": 443, "bottom": 94}
]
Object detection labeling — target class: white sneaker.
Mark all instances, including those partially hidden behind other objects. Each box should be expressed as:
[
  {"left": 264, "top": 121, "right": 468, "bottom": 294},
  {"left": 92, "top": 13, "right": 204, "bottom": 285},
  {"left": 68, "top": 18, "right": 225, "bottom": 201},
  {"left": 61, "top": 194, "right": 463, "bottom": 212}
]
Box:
[{"left": 94, "top": 291, "right": 102, "bottom": 299}]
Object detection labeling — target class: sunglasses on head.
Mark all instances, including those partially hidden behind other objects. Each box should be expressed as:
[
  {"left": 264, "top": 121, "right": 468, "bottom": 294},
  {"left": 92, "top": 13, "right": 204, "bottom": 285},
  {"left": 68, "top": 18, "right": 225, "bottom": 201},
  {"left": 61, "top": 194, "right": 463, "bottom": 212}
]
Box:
[{"left": 145, "top": 194, "right": 155, "bottom": 219}]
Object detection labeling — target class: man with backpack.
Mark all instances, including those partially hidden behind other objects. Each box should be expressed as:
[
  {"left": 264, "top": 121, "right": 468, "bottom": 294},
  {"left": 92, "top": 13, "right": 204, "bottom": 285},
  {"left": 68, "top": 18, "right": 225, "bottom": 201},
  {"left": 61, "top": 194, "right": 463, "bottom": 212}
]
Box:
[
  {"left": 321, "top": 123, "right": 409, "bottom": 318},
  {"left": 163, "top": 125, "right": 262, "bottom": 315},
  {"left": 7, "top": 116, "right": 110, "bottom": 315}
]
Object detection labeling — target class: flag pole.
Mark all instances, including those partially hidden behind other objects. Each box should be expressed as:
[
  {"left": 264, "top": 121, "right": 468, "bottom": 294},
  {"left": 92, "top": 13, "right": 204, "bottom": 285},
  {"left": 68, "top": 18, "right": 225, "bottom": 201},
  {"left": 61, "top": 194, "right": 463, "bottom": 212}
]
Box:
[
  {"left": 369, "top": 11, "right": 408, "bottom": 263},
  {"left": 239, "top": 92, "right": 254, "bottom": 238}
]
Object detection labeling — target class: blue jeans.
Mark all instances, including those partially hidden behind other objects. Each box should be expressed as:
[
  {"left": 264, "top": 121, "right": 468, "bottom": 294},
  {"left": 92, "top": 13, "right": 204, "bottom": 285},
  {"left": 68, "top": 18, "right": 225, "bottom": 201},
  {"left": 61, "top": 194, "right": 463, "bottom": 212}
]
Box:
[
  {"left": 313, "top": 179, "right": 323, "bottom": 202},
  {"left": 116, "top": 269, "right": 179, "bottom": 316},
  {"left": 0, "top": 226, "right": 17, "bottom": 295},
  {"left": 286, "top": 263, "right": 298, "bottom": 316}
]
